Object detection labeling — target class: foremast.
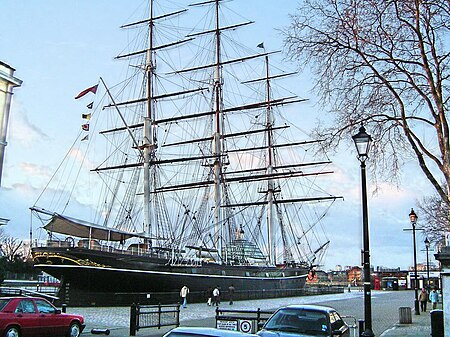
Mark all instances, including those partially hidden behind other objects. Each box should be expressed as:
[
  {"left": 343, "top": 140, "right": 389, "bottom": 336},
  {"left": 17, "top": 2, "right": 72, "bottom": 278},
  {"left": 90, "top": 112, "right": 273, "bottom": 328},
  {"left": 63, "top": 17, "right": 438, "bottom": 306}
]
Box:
[{"left": 264, "top": 53, "right": 276, "bottom": 265}]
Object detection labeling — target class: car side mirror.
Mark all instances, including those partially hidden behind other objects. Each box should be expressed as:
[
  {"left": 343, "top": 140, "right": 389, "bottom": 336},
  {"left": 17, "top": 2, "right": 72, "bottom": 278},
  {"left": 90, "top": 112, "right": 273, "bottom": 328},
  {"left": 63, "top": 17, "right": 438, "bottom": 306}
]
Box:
[
  {"left": 257, "top": 322, "right": 265, "bottom": 330},
  {"left": 54, "top": 309, "right": 61, "bottom": 314}
]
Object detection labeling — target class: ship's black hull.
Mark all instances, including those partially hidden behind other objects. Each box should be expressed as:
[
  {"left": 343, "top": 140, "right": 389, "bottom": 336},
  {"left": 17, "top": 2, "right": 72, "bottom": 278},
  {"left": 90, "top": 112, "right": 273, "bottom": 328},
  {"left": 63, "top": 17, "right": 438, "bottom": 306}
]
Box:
[{"left": 32, "top": 246, "right": 308, "bottom": 306}]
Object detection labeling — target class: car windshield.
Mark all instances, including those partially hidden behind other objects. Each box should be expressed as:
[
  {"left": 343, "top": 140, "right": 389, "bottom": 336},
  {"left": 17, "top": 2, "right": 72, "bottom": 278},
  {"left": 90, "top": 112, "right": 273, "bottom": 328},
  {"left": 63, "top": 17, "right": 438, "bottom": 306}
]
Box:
[
  {"left": 35, "top": 299, "right": 57, "bottom": 314},
  {"left": 0, "top": 299, "right": 10, "bottom": 311},
  {"left": 167, "top": 332, "right": 211, "bottom": 337},
  {"left": 264, "top": 308, "right": 329, "bottom": 335}
]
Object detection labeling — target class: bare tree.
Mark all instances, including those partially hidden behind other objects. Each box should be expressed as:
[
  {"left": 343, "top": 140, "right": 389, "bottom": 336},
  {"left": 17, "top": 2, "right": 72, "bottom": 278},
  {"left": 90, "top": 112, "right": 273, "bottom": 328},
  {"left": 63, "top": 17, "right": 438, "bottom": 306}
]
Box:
[
  {"left": 417, "top": 189, "right": 449, "bottom": 246},
  {"left": 0, "top": 233, "right": 24, "bottom": 263},
  {"left": 283, "top": 0, "right": 450, "bottom": 206}
]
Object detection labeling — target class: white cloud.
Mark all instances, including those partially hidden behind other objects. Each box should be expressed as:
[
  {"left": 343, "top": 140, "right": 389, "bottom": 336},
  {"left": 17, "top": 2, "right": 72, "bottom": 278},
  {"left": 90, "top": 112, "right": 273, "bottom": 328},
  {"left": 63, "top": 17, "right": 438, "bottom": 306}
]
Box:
[{"left": 8, "top": 102, "right": 50, "bottom": 146}]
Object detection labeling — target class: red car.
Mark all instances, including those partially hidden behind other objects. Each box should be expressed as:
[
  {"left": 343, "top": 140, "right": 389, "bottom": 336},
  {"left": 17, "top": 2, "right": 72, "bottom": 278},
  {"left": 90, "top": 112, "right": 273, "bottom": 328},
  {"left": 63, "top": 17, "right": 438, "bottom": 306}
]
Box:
[{"left": 0, "top": 297, "right": 85, "bottom": 337}]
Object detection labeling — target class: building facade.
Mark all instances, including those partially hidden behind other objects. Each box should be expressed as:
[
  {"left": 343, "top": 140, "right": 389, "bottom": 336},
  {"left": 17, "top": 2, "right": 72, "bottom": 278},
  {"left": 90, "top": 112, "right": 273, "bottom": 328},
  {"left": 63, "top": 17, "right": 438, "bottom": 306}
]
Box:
[{"left": 0, "top": 61, "right": 22, "bottom": 187}]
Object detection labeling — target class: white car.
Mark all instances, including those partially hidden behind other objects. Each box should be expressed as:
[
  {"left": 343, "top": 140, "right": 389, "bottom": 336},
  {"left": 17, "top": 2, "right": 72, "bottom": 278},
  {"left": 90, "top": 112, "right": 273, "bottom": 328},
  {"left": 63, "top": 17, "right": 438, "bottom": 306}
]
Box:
[{"left": 257, "top": 304, "right": 350, "bottom": 337}]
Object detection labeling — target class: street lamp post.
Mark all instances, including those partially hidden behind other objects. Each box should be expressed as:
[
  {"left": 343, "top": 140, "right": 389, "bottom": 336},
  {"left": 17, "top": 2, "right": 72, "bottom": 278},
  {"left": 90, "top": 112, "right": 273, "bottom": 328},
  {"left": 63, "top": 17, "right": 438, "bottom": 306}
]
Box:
[
  {"left": 352, "top": 124, "right": 374, "bottom": 337},
  {"left": 409, "top": 208, "right": 420, "bottom": 315},
  {"left": 424, "top": 237, "right": 430, "bottom": 289}
]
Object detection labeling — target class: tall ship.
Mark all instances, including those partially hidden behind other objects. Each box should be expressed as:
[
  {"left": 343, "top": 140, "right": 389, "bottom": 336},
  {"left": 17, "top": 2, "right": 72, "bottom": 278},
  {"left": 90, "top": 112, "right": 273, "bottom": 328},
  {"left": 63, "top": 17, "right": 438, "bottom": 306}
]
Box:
[{"left": 30, "top": 0, "right": 341, "bottom": 306}]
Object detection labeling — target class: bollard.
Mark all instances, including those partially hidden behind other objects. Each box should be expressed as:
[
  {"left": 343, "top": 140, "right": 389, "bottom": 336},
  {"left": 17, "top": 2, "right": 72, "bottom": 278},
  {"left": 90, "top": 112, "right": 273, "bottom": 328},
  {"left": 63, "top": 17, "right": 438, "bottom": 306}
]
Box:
[
  {"left": 399, "top": 307, "right": 412, "bottom": 324},
  {"left": 130, "top": 303, "right": 137, "bottom": 336},
  {"left": 61, "top": 303, "right": 67, "bottom": 313},
  {"left": 91, "top": 329, "right": 110, "bottom": 335}
]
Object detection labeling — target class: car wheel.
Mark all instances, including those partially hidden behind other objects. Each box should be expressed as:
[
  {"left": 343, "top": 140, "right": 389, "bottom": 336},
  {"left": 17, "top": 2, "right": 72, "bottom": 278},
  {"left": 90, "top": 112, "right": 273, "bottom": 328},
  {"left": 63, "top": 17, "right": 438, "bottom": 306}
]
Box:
[
  {"left": 67, "top": 322, "right": 81, "bottom": 337},
  {"left": 4, "top": 326, "right": 20, "bottom": 337}
]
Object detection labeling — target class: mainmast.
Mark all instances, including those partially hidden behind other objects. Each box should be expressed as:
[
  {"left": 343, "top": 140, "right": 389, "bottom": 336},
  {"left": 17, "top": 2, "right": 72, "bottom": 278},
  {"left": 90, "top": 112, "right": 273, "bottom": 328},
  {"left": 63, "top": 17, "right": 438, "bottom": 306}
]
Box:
[
  {"left": 213, "top": 0, "right": 224, "bottom": 261},
  {"left": 143, "top": 0, "right": 155, "bottom": 244}
]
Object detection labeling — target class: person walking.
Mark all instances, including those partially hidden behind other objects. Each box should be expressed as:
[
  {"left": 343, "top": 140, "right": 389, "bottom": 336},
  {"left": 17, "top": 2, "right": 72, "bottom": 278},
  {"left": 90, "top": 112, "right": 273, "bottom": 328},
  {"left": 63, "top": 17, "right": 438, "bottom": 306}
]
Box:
[
  {"left": 180, "top": 285, "right": 189, "bottom": 308},
  {"left": 207, "top": 286, "right": 213, "bottom": 306},
  {"left": 228, "top": 284, "right": 235, "bottom": 305},
  {"left": 419, "top": 288, "right": 427, "bottom": 312},
  {"left": 212, "top": 286, "right": 220, "bottom": 306},
  {"left": 430, "top": 288, "right": 439, "bottom": 310}
]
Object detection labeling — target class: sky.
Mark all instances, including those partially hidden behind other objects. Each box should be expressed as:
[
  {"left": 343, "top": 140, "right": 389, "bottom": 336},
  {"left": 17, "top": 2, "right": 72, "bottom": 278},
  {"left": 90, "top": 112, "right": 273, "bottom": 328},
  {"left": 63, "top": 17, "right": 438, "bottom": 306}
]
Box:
[{"left": 0, "top": 0, "right": 438, "bottom": 271}]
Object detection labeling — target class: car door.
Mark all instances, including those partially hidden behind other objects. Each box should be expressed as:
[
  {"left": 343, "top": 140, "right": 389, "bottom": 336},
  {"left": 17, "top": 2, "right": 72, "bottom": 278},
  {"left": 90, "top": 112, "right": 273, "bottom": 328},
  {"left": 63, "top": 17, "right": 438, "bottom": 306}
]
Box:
[
  {"left": 35, "top": 299, "right": 66, "bottom": 336},
  {"left": 14, "top": 299, "right": 41, "bottom": 336}
]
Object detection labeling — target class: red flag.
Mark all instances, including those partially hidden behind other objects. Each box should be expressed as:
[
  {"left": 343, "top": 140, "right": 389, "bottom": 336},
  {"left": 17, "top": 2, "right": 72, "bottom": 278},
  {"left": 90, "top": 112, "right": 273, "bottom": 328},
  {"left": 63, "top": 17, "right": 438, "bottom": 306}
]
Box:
[
  {"left": 82, "top": 124, "right": 89, "bottom": 131},
  {"left": 75, "top": 84, "right": 98, "bottom": 99}
]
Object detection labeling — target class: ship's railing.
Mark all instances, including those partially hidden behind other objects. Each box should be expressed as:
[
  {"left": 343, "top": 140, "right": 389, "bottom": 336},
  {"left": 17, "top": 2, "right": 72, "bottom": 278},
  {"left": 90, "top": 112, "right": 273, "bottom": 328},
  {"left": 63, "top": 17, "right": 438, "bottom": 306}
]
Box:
[
  {"left": 129, "top": 303, "right": 180, "bottom": 336},
  {"left": 40, "top": 239, "right": 173, "bottom": 259}
]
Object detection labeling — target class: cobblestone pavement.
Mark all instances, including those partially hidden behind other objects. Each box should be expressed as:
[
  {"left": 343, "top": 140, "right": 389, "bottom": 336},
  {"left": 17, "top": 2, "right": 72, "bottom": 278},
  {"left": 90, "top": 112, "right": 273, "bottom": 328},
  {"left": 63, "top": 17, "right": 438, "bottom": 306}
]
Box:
[{"left": 68, "top": 290, "right": 438, "bottom": 337}]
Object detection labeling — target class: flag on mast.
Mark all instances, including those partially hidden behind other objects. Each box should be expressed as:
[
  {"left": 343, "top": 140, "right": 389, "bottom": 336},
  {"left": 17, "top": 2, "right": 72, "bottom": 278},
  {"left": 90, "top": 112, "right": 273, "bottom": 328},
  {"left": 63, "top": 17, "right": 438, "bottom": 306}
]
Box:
[
  {"left": 86, "top": 102, "right": 94, "bottom": 109},
  {"left": 82, "top": 124, "right": 89, "bottom": 131},
  {"left": 82, "top": 113, "right": 91, "bottom": 120},
  {"left": 257, "top": 42, "right": 264, "bottom": 49},
  {"left": 75, "top": 84, "right": 98, "bottom": 99}
]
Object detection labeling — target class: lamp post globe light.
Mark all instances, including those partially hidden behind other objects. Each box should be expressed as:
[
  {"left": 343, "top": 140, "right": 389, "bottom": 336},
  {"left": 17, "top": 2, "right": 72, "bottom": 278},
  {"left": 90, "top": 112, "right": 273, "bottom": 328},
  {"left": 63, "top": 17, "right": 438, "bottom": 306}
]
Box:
[
  {"left": 425, "top": 237, "right": 430, "bottom": 289},
  {"left": 409, "top": 208, "right": 420, "bottom": 315},
  {"left": 352, "top": 124, "right": 374, "bottom": 337}
]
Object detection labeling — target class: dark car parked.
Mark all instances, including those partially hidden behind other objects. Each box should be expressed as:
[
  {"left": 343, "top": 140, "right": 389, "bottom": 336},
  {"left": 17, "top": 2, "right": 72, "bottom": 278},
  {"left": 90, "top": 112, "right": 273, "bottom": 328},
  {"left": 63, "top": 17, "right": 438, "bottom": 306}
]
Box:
[
  {"left": 257, "top": 304, "right": 350, "bottom": 337},
  {"left": 0, "top": 297, "right": 85, "bottom": 337},
  {"left": 163, "top": 327, "right": 259, "bottom": 337}
]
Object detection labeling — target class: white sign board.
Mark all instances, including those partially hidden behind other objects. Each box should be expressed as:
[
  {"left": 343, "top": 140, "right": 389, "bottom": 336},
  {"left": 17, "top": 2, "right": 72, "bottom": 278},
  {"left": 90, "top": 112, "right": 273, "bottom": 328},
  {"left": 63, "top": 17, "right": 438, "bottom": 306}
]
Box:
[{"left": 217, "top": 320, "right": 238, "bottom": 331}]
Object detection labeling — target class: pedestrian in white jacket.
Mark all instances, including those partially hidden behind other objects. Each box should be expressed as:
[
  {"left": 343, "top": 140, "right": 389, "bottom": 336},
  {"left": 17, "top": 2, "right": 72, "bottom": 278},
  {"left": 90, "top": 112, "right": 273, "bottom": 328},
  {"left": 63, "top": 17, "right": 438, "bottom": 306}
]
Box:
[{"left": 180, "top": 285, "right": 190, "bottom": 308}]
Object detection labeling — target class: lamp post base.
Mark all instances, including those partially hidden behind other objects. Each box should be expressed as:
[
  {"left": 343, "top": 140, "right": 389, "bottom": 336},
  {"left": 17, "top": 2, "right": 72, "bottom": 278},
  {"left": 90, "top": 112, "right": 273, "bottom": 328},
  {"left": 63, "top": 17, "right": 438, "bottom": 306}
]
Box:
[
  {"left": 362, "top": 328, "right": 375, "bottom": 337},
  {"left": 414, "top": 299, "right": 420, "bottom": 315}
]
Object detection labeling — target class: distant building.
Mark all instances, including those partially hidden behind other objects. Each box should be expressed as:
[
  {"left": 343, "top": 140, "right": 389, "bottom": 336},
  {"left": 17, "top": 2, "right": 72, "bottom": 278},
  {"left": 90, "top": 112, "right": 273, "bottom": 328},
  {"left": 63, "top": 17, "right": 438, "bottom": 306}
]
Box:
[
  {"left": 0, "top": 61, "right": 22, "bottom": 187},
  {"left": 347, "top": 266, "right": 362, "bottom": 285}
]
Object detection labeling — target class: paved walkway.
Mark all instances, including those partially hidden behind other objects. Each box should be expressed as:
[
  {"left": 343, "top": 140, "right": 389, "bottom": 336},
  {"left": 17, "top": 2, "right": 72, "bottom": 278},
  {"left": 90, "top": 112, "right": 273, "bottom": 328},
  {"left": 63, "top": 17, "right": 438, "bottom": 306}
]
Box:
[
  {"left": 380, "top": 303, "right": 442, "bottom": 337},
  {"left": 72, "top": 293, "right": 443, "bottom": 336}
]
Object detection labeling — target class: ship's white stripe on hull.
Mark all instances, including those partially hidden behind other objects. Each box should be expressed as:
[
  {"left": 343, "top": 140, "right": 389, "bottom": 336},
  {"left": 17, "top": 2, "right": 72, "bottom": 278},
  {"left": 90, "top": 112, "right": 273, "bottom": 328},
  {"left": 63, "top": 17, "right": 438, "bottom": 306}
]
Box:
[{"left": 35, "top": 264, "right": 308, "bottom": 280}]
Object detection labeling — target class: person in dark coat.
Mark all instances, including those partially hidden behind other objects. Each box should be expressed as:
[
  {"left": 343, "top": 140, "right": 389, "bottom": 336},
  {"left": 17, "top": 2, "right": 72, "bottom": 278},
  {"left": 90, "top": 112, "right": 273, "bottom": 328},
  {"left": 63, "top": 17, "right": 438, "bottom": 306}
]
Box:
[
  {"left": 419, "top": 288, "right": 427, "bottom": 312},
  {"left": 228, "top": 284, "right": 235, "bottom": 305},
  {"left": 207, "top": 287, "right": 213, "bottom": 306}
]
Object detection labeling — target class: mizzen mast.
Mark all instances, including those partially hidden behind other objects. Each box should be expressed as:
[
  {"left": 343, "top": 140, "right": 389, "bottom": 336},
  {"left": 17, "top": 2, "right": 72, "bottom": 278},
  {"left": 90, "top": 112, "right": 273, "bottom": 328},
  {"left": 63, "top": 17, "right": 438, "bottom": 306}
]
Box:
[{"left": 264, "top": 53, "right": 276, "bottom": 265}]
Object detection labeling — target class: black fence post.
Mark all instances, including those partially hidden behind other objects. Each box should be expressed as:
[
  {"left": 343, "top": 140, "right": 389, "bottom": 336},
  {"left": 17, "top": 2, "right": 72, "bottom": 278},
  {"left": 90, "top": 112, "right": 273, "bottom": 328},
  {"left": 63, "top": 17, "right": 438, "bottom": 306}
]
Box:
[
  {"left": 176, "top": 303, "right": 180, "bottom": 327},
  {"left": 61, "top": 303, "right": 67, "bottom": 313},
  {"left": 158, "top": 303, "right": 162, "bottom": 329},
  {"left": 256, "top": 308, "right": 261, "bottom": 329},
  {"left": 130, "top": 303, "right": 137, "bottom": 336},
  {"left": 215, "top": 306, "right": 219, "bottom": 328}
]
